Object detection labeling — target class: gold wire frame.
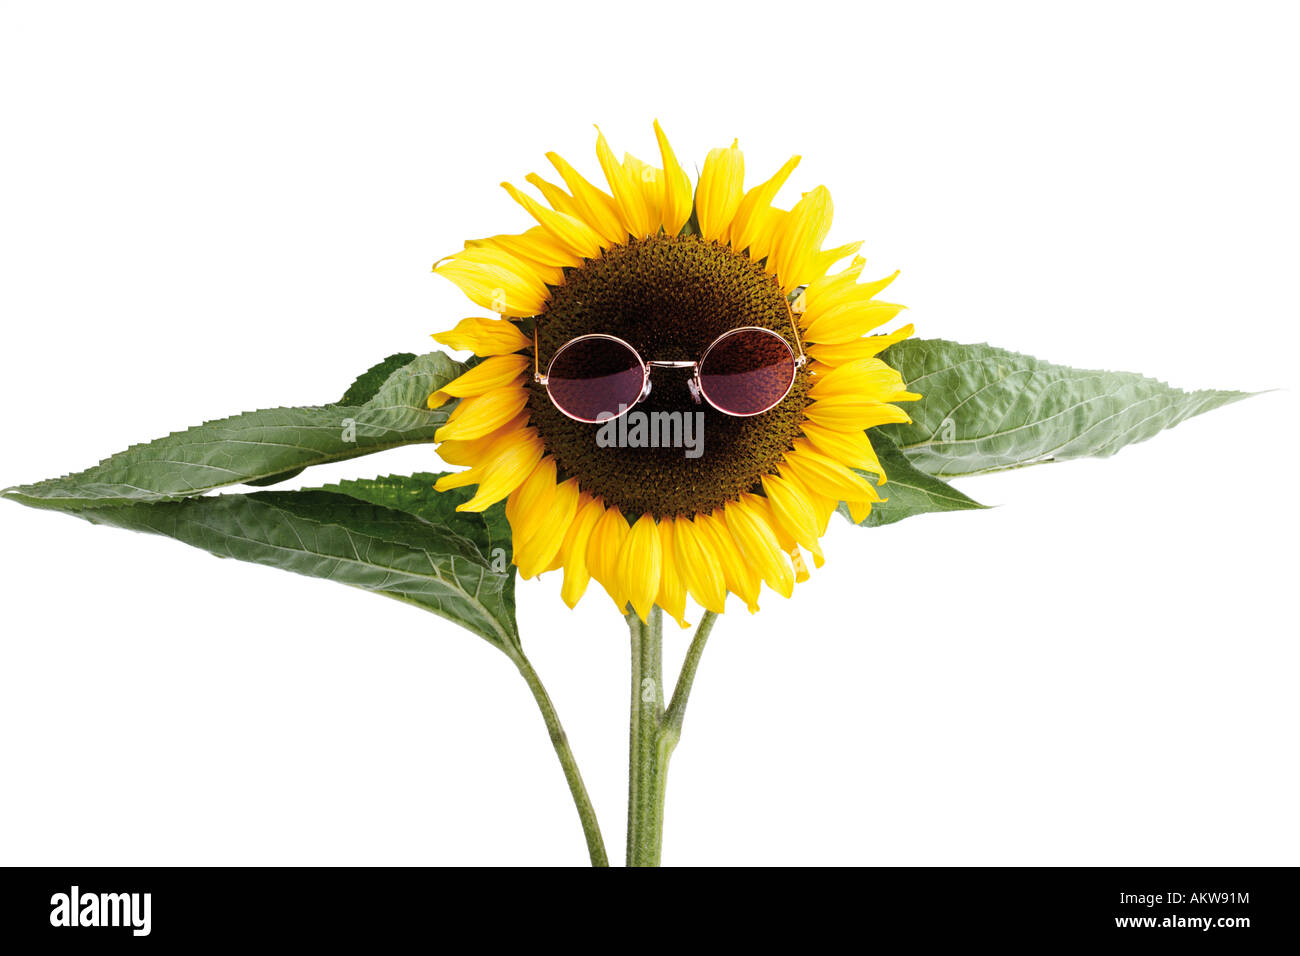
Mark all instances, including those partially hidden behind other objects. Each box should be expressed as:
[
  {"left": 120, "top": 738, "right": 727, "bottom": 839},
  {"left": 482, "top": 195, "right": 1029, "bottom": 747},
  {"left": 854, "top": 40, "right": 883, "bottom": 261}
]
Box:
[{"left": 532, "top": 294, "right": 808, "bottom": 384}]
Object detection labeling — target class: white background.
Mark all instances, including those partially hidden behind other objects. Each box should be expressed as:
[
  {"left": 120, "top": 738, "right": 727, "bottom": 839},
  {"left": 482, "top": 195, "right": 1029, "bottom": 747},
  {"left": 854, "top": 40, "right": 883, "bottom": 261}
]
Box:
[{"left": 2, "top": 1, "right": 1296, "bottom": 867}]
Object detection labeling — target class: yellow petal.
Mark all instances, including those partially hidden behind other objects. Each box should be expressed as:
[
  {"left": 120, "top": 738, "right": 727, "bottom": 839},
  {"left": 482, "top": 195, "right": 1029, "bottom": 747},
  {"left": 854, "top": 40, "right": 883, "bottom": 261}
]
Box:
[
  {"left": 805, "top": 323, "right": 914, "bottom": 367},
  {"left": 654, "top": 120, "right": 692, "bottom": 235},
  {"left": 769, "top": 185, "right": 834, "bottom": 292},
  {"left": 516, "top": 477, "right": 580, "bottom": 579},
  {"left": 699, "top": 510, "right": 761, "bottom": 613},
  {"left": 802, "top": 256, "right": 869, "bottom": 316},
  {"left": 729, "top": 154, "right": 800, "bottom": 254},
  {"left": 435, "top": 423, "right": 536, "bottom": 492},
  {"left": 435, "top": 386, "right": 531, "bottom": 442},
  {"left": 846, "top": 498, "right": 874, "bottom": 523},
  {"left": 799, "top": 421, "right": 885, "bottom": 479},
  {"left": 587, "top": 505, "right": 631, "bottom": 611},
  {"left": 506, "top": 457, "right": 558, "bottom": 546},
  {"left": 433, "top": 247, "right": 551, "bottom": 317},
  {"left": 435, "top": 435, "right": 538, "bottom": 508},
  {"left": 560, "top": 495, "right": 604, "bottom": 608},
  {"left": 809, "top": 240, "right": 863, "bottom": 278},
  {"left": 746, "top": 491, "right": 797, "bottom": 555},
  {"left": 509, "top": 479, "right": 558, "bottom": 573},
  {"left": 436, "top": 413, "right": 529, "bottom": 466},
  {"left": 749, "top": 488, "right": 815, "bottom": 581},
  {"left": 455, "top": 430, "right": 546, "bottom": 513},
  {"left": 803, "top": 265, "right": 898, "bottom": 320},
  {"left": 432, "top": 470, "right": 479, "bottom": 491},
  {"left": 760, "top": 473, "right": 826, "bottom": 564},
  {"left": 524, "top": 172, "right": 582, "bottom": 218},
  {"left": 656, "top": 519, "right": 690, "bottom": 628},
  {"left": 428, "top": 354, "right": 530, "bottom": 408},
  {"left": 789, "top": 547, "right": 812, "bottom": 581},
  {"left": 596, "top": 127, "right": 655, "bottom": 239},
  {"left": 804, "top": 395, "right": 915, "bottom": 430},
  {"left": 444, "top": 243, "right": 561, "bottom": 291},
  {"left": 623, "top": 152, "right": 663, "bottom": 232},
  {"left": 501, "top": 181, "right": 604, "bottom": 260},
  {"left": 618, "top": 513, "right": 662, "bottom": 623},
  {"left": 544, "top": 549, "right": 566, "bottom": 574},
  {"left": 725, "top": 496, "right": 794, "bottom": 599},
  {"left": 779, "top": 469, "right": 838, "bottom": 534},
  {"left": 780, "top": 441, "right": 879, "bottom": 503},
  {"left": 672, "top": 516, "right": 727, "bottom": 614},
  {"left": 804, "top": 300, "right": 907, "bottom": 345},
  {"left": 545, "top": 151, "right": 626, "bottom": 244},
  {"left": 848, "top": 269, "right": 902, "bottom": 302},
  {"left": 466, "top": 226, "right": 581, "bottom": 270},
  {"left": 809, "top": 356, "right": 914, "bottom": 402},
  {"left": 695, "top": 140, "right": 744, "bottom": 242},
  {"left": 432, "top": 316, "right": 531, "bottom": 357}
]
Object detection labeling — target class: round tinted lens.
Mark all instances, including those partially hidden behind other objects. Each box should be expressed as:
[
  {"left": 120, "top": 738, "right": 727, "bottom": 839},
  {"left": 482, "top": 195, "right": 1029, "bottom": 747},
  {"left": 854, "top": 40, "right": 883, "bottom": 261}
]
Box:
[
  {"left": 546, "top": 335, "right": 645, "bottom": 422},
  {"left": 698, "top": 328, "right": 797, "bottom": 416}
]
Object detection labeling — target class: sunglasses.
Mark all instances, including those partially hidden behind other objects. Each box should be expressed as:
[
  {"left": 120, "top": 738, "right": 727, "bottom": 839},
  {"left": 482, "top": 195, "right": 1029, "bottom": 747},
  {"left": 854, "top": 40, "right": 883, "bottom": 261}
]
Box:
[{"left": 533, "top": 307, "right": 808, "bottom": 423}]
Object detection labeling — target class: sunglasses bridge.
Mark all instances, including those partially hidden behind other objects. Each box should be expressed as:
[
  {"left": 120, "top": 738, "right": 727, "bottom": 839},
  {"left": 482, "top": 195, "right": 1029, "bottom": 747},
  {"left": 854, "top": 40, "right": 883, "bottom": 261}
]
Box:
[
  {"left": 643, "top": 359, "right": 703, "bottom": 404},
  {"left": 535, "top": 359, "right": 709, "bottom": 402}
]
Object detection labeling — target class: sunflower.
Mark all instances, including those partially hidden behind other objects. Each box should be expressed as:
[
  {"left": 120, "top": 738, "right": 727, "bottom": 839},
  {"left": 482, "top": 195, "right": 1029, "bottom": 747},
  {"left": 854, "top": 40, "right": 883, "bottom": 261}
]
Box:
[{"left": 427, "top": 122, "right": 919, "bottom": 626}]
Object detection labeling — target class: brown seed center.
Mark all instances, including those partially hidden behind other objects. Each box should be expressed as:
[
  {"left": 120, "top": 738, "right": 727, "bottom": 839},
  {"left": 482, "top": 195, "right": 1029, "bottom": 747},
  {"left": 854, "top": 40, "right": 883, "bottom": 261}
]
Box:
[{"left": 527, "top": 235, "right": 810, "bottom": 519}]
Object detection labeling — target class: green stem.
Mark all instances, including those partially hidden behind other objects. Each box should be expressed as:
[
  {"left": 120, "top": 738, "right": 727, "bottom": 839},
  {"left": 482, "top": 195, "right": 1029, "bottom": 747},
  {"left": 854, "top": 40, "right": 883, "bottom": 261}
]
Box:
[
  {"left": 625, "top": 607, "right": 665, "bottom": 866},
  {"left": 625, "top": 607, "right": 719, "bottom": 867},
  {"left": 511, "top": 650, "right": 609, "bottom": 867},
  {"left": 664, "top": 610, "right": 717, "bottom": 740}
]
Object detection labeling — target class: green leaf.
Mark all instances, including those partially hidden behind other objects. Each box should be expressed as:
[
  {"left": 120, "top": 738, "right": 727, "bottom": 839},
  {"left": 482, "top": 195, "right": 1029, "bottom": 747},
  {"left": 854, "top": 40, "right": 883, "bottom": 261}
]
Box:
[
  {"left": 335, "top": 352, "right": 419, "bottom": 406},
  {"left": 74, "top": 482, "right": 519, "bottom": 648},
  {"left": 4, "top": 352, "right": 463, "bottom": 510},
  {"left": 1, "top": 354, "right": 517, "bottom": 644},
  {"left": 877, "top": 339, "right": 1253, "bottom": 477},
  {"left": 840, "top": 431, "right": 987, "bottom": 527},
  {"left": 316, "top": 473, "right": 516, "bottom": 626},
  {"left": 242, "top": 353, "right": 423, "bottom": 488},
  {"left": 319, "top": 473, "right": 513, "bottom": 563},
  {"left": 241, "top": 467, "right": 308, "bottom": 488}
]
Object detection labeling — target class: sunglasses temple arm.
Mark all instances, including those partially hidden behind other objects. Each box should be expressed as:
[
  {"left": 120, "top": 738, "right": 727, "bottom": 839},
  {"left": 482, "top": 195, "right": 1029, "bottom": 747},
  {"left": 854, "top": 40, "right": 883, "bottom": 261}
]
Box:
[
  {"left": 788, "top": 295, "right": 808, "bottom": 367},
  {"left": 533, "top": 322, "right": 547, "bottom": 384}
]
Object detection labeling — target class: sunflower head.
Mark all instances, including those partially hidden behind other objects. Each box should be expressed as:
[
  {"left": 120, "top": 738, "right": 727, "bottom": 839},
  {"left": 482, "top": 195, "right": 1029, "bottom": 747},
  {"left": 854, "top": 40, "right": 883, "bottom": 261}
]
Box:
[{"left": 428, "top": 123, "right": 919, "bottom": 626}]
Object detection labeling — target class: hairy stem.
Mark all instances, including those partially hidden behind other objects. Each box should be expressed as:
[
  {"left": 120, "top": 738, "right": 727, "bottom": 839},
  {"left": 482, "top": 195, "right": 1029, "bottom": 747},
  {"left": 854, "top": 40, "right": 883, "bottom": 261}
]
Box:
[
  {"left": 625, "top": 607, "right": 665, "bottom": 866},
  {"left": 511, "top": 650, "right": 609, "bottom": 867},
  {"left": 625, "top": 607, "right": 718, "bottom": 866},
  {"left": 664, "top": 610, "right": 717, "bottom": 740}
]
